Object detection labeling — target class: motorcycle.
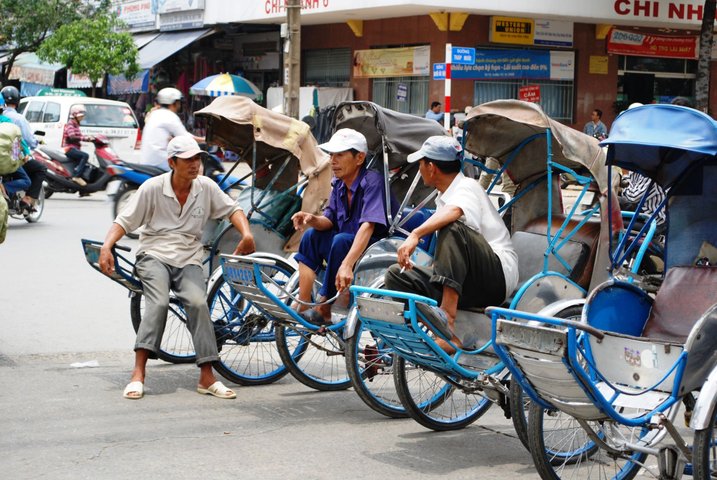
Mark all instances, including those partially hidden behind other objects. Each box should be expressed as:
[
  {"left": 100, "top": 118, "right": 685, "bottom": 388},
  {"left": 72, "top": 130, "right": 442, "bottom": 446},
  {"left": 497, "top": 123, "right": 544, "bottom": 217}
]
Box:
[
  {"left": 106, "top": 146, "right": 244, "bottom": 238},
  {"left": 31, "top": 134, "right": 123, "bottom": 197},
  {"left": 2, "top": 185, "right": 45, "bottom": 223}
]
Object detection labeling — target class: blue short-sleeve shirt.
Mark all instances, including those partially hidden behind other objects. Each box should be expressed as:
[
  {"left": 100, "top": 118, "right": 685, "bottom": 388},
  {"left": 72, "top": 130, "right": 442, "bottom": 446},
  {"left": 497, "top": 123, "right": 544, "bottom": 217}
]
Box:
[{"left": 323, "top": 168, "right": 397, "bottom": 237}]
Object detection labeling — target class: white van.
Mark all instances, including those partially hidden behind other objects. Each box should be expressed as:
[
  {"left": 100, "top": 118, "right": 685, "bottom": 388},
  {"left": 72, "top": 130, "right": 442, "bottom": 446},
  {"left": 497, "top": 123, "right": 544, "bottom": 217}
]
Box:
[{"left": 17, "top": 96, "right": 140, "bottom": 162}]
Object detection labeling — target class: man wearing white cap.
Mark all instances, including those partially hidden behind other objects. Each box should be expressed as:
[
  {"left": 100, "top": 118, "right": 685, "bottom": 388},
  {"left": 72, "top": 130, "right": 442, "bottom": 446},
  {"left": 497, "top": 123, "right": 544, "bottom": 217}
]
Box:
[
  {"left": 98, "top": 136, "right": 256, "bottom": 400},
  {"left": 292, "top": 128, "right": 397, "bottom": 325},
  {"left": 385, "top": 135, "right": 519, "bottom": 352}
]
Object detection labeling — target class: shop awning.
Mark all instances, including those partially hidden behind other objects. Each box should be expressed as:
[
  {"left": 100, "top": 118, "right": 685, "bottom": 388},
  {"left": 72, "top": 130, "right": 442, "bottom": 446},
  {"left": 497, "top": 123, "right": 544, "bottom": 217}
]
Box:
[
  {"left": 138, "top": 28, "right": 213, "bottom": 69},
  {"left": 8, "top": 52, "right": 62, "bottom": 86},
  {"left": 133, "top": 32, "right": 160, "bottom": 50}
]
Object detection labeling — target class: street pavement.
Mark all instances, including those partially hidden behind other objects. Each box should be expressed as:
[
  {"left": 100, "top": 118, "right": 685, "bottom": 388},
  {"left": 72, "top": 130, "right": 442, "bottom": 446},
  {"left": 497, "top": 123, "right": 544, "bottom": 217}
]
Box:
[{"left": 1, "top": 194, "right": 542, "bottom": 479}]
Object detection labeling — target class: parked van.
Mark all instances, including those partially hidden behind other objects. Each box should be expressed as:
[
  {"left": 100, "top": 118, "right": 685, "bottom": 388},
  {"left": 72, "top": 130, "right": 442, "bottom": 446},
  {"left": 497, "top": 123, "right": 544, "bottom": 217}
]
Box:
[{"left": 17, "top": 96, "right": 140, "bottom": 162}]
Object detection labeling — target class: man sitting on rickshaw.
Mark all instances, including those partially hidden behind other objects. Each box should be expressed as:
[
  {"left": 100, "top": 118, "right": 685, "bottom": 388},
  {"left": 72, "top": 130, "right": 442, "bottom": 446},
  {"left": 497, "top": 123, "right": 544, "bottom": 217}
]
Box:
[
  {"left": 385, "top": 136, "right": 519, "bottom": 352},
  {"left": 292, "top": 128, "right": 397, "bottom": 325}
]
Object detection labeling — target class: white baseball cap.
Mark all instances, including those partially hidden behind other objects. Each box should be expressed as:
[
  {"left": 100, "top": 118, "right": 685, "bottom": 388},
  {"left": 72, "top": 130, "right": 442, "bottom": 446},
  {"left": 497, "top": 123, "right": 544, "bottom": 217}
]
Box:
[
  {"left": 318, "top": 128, "right": 368, "bottom": 154},
  {"left": 407, "top": 135, "right": 463, "bottom": 163},
  {"left": 167, "top": 136, "right": 203, "bottom": 159}
]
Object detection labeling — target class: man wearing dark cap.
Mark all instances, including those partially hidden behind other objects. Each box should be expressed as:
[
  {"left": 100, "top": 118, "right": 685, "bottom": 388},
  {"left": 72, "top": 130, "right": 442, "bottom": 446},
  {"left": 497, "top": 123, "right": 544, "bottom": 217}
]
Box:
[
  {"left": 385, "top": 136, "right": 518, "bottom": 352},
  {"left": 98, "top": 136, "right": 256, "bottom": 400}
]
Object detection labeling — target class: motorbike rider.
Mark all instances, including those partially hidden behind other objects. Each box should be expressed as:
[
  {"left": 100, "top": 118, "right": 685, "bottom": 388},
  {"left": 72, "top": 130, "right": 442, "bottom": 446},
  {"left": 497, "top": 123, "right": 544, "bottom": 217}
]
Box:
[
  {"left": 0, "top": 94, "right": 33, "bottom": 212},
  {"left": 140, "top": 87, "right": 205, "bottom": 171},
  {"left": 1, "top": 86, "right": 47, "bottom": 211},
  {"left": 62, "top": 104, "right": 95, "bottom": 186}
]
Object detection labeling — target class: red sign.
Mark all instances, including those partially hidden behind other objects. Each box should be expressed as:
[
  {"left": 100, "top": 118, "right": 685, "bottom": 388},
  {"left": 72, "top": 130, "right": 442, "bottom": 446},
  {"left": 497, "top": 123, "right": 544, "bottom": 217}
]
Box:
[
  {"left": 519, "top": 85, "right": 540, "bottom": 103},
  {"left": 607, "top": 28, "right": 698, "bottom": 59}
]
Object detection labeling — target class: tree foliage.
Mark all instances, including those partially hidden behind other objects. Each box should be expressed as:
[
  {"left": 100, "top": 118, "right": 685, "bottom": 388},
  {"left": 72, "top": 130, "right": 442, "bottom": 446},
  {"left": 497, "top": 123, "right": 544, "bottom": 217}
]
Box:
[
  {"left": 37, "top": 14, "right": 139, "bottom": 94},
  {"left": 0, "top": 0, "right": 97, "bottom": 83}
]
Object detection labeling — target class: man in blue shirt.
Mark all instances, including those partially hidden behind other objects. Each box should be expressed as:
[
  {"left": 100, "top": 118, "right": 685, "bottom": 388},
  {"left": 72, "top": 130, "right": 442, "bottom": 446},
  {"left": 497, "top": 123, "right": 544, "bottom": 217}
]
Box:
[
  {"left": 425, "top": 101, "right": 443, "bottom": 123},
  {"left": 1, "top": 86, "right": 46, "bottom": 211},
  {"left": 292, "top": 128, "right": 396, "bottom": 325},
  {"left": 583, "top": 108, "right": 607, "bottom": 139}
]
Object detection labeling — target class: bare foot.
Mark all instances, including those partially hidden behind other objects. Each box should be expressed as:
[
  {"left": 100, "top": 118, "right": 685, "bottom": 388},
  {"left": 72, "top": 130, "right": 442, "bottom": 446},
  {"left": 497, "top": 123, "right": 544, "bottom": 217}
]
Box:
[{"left": 434, "top": 335, "right": 464, "bottom": 354}]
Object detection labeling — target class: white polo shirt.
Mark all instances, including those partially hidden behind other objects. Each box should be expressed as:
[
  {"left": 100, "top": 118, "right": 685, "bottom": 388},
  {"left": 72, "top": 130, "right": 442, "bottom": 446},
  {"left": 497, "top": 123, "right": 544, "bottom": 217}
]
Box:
[
  {"left": 139, "top": 108, "right": 190, "bottom": 170},
  {"left": 436, "top": 172, "right": 519, "bottom": 297},
  {"left": 114, "top": 172, "right": 242, "bottom": 267}
]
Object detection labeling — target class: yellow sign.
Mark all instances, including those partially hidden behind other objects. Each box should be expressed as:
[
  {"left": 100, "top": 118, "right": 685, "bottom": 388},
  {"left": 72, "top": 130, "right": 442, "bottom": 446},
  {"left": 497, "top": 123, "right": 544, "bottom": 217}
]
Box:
[
  {"left": 589, "top": 55, "right": 609, "bottom": 75},
  {"left": 490, "top": 16, "right": 534, "bottom": 45},
  {"left": 352, "top": 45, "right": 430, "bottom": 78}
]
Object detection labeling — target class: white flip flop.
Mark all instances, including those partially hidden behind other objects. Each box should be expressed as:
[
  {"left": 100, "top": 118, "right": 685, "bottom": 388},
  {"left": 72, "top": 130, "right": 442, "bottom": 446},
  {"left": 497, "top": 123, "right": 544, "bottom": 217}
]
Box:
[
  {"left": 123, "top": 381, "right": 144, "bottom": 400},
  {"left": 197, "top": 381, "right": 236, "bottom": 399}
]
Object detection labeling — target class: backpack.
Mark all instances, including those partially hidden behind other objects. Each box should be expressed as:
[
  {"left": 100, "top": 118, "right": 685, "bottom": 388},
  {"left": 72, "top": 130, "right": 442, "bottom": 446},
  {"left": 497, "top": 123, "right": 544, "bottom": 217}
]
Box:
[
  {"left": 0, "top": 193, "right": 7, "bottom": 243},
  {"left": 0, "top": 122, "right": 23, "bottom": 175}
]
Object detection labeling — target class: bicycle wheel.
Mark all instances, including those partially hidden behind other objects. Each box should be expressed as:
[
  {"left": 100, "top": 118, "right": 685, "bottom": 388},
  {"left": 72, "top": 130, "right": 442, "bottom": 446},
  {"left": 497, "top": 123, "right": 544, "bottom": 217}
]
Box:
[
  {"left": 275, "top": 322, "right": 351, "bottom": 391},
  {"left": 510, "top": 305, "right": 584, "bottom": 451},
  {"left": 345, "top": 315, "right": 406, "bottom": 418},
  {"left": 130, "top": 294, "right": 196, "bottom": 364},
  {"left": 208, "top": 257, "right": 296, "bottom": 386},
  {"left": 527, "top": 402, "right": 646, "bottom": 480},
  {"left": 693, "top": 398, "right": 717, "bottom": 479},
  {"left": 393, "top": 355, "right": 493, "bottom": 431}
]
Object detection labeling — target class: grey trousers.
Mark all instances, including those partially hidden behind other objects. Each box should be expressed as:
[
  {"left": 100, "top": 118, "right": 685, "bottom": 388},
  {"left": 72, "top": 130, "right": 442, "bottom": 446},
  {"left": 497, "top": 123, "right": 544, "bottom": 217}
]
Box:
[
  {"left": 385, "top": 222, "right": 506, "bottom": 309},
  {"left": 134, "top": 255, "right": 219, "bottom": 365}
]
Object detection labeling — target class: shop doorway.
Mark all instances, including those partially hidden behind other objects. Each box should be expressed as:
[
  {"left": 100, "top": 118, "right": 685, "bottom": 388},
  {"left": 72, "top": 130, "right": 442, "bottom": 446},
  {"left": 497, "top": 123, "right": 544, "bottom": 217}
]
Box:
[{"left": 622, "top": 73, "right": 655, "bottom": 105}]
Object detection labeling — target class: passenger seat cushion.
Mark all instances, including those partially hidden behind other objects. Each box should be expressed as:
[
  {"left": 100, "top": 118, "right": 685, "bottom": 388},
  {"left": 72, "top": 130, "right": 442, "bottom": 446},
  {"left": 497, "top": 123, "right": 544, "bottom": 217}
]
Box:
[{"left": 642, "top": 266, "right": 717, "bottom": 343}]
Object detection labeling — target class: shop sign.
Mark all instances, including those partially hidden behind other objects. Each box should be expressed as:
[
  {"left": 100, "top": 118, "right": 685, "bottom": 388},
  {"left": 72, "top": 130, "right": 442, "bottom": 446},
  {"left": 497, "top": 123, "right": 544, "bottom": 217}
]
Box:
[
  {"left": 114, "top": 0, "right": 155, "bottom": 30},
  {"left": 158, "top": 0, "right": 205, "bottom": 14},
  {"left": 607, "top": 28, "right": 698, "bottom": 59},
  {"left": 433, "top": 63, "right": 446, "bottom": 80},
  {"left": 490, "top": 16, "right": 534, "bottom": 45},
  {"left": 353, "top": 45, "right": 430, "bottom": 78},
  {"left": 159, "top": 9, "right": 204, "bottom": 31},
  {"left": 518, "top": 85, "right": 540, "bottom": 103},
  {"left": 451, "top": 49, "right": 574, "bottom": 81},
  {"left": 589, "top": 55, "right": 609, "bottom": 75},
  {"left": 534, "top": 19, "right": 573, "bottom": 48}
]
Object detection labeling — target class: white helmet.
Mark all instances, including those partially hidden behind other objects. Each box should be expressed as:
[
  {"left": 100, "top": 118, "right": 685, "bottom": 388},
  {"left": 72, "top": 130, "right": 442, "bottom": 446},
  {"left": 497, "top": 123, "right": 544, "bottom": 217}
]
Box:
[
  {"left": 70, "top": 104, "right": 87, "bottom": 116},
  {"left": 156, "top": 87, "right": 183, "bottom": 106}
]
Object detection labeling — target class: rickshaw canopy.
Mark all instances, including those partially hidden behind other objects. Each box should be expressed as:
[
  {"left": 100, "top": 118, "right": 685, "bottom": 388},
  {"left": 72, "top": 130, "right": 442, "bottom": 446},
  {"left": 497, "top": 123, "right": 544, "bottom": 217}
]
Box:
[
  {"left": 464, "top": 100, "right": 608, "bottom": 192},
  {"left": 195, "top": 95, "right": 328, "bottom": 178},
  {"left": 332, "top": 101, "right": 446, "bottom": 168},
  {"left": 601, "top": 104, "right": 717, "bottom": 189}
]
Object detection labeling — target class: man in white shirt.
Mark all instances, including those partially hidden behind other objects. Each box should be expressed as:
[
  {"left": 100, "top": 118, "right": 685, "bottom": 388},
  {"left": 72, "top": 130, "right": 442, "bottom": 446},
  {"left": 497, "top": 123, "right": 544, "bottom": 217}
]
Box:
[
  {"left": 139, "top": 87, "right": 205, "bottom": 170},
  {"left": 385, "top": 136, "right": 519, "bottom": 352},
  {"left": 99, "top": 136, "right": 256, "bottom": 400}
]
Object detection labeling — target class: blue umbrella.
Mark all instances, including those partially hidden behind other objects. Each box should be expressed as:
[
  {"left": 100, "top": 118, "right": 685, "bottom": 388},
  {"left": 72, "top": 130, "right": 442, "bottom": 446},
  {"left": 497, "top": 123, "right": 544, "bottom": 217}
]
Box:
[{"left": 189, "top": 73, "right": 262, "bottom": 99}]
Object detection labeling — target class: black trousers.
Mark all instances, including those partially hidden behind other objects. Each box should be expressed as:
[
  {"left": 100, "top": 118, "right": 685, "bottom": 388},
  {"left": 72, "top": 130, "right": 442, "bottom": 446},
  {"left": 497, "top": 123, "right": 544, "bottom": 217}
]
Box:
[
  {"left": 65, "top": 148, "right": 89, "bottom": 177},
  {"left": 22, "top": 159, "right": 47, "bottom": 199},
  {"left": 384, "top": 222, "right": 507, "bottom": 309}
]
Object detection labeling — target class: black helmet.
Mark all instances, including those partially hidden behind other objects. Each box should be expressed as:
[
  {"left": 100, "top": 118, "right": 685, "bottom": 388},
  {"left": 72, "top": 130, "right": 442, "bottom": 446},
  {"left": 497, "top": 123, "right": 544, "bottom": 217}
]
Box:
[{"left": 1, "top": 86, "right": 20, "bottom": 105}]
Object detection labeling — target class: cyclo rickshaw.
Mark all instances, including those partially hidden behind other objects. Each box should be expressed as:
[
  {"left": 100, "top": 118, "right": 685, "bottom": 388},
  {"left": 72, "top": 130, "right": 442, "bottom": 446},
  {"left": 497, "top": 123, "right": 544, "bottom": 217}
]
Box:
[
  {"left": 81, "top": 95, "right": 332, "bottom": 373},
  {"left": 347, "top": 99, "right": 622, "bottom": 437},
  {"left": 491, "top": 103, "right": 717, "bottom": 480},
  {"left": 217, "top": 101, "right": 448, "bottom": 396}
]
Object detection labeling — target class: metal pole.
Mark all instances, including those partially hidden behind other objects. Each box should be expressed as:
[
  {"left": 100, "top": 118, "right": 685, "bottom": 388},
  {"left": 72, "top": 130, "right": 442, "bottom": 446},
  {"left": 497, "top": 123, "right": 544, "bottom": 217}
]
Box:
[
  {"left": 444, "top": 43, "right": 452, "bottom": 132},
  {"left": 283, "top": 0, "right": 301, "bottom": 119}
]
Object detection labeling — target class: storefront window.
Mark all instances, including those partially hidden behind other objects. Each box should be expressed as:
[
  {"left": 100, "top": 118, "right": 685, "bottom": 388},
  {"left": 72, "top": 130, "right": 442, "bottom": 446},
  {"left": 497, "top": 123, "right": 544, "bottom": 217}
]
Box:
[
  {"left": 303, "top": 48, "right": 351, "bottom": 87},
  {"left": 617, "top": 55, "right": 696, "bottom": 108},
  {"left": 372, "top": 76, "right": 428, "bottom": 115},
  {"left": 473, "top": 79, "right": 574, "bottom": 123}
]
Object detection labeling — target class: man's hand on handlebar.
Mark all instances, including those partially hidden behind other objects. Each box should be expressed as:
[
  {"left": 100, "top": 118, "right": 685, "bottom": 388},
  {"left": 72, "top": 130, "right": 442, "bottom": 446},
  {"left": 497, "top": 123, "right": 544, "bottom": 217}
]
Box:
[{"left": 99, "top": 247, "right": 115, "bottom": 276}]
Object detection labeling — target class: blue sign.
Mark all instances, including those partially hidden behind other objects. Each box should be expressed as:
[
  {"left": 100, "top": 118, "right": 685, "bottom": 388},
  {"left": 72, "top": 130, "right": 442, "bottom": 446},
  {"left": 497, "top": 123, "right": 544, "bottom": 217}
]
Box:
[
  {"left": 433, "top": 63, "right": 446, "bottom": 80},
  {"left": 451, "top": 47, "right": 476, "bottom": 65},
  {"left": 396, "top": 83, "right": 408, "bottom": 102},
  {"left": 451, "top": 49, "right": 551, "bottom": 80}
]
